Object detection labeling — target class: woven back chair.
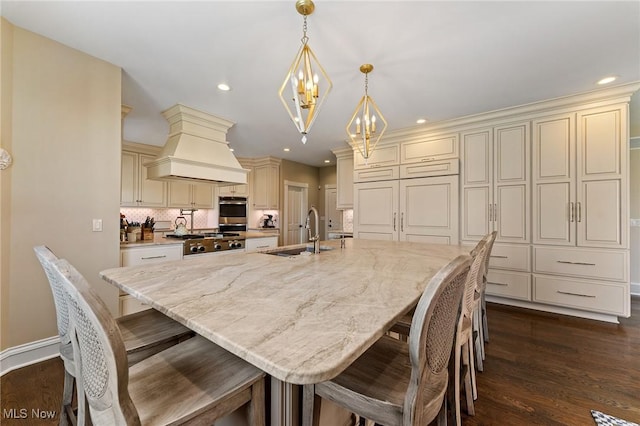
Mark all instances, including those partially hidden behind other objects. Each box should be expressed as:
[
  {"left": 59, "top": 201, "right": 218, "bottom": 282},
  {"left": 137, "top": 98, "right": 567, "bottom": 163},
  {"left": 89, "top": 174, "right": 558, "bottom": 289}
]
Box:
[
  {"left": 470, "top": 231, "right": 497, "bottom": 370},
  {"left": 303, "top": 254, "right": 471, "bottom": 426},
  {"left": 452, "top": 241, "right": 489, "bottom": 426},
  {"left": 51, "top": 257, "right": 265, "bottom": 425}
]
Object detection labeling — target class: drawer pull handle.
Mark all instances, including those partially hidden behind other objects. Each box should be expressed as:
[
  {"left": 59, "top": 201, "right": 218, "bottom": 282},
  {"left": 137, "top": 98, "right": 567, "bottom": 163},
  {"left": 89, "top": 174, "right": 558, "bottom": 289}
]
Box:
[
  {"left": 557, "top": 290, "right": 596, "bottom": 298},
  {"left": 141, "top": 255, "right": 167, "bottom": 260},
  {"left": 556, "top": 260, "right": 595, "bottom": 266},
  {"left": 488, "top": 281, "right": 508, "bottom": 286},
  {"left": 256, "top": 245, "right": 269, "bottom": 248},
  {"left": 490, "top": 255, "right": 508, "bottom": 259}
]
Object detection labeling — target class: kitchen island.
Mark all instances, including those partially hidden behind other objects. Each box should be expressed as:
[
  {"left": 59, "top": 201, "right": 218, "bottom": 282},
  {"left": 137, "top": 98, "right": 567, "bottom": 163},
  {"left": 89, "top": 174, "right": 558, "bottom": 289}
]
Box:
[{"left": 100, "top": 238, "right": 468, "bottom": 424}]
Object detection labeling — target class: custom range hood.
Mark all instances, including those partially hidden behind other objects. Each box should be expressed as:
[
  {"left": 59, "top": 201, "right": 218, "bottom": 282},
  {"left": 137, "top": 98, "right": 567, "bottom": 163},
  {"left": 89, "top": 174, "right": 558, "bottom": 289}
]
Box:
[{"left": 145, "top": 104, "right": 248, "bottom": 185}]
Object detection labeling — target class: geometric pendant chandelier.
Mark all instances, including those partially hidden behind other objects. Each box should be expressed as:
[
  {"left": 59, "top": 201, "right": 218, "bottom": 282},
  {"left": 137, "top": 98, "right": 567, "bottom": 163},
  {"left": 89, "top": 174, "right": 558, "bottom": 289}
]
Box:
[
  {"left": 278, "top": 0, "right": 332, "bottom": 144},
  {"left": 346, "top": 64, "right": 387, "bottom": 160}
]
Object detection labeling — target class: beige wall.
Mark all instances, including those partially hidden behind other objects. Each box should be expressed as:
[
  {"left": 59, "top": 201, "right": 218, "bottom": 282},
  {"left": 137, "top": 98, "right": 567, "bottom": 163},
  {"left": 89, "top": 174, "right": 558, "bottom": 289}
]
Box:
[
  {"left": 630, "top": 147, "right": 639, "bottom": 219},
  {"left": 1, "top": 20, "right": 121, "bottom": 350}
]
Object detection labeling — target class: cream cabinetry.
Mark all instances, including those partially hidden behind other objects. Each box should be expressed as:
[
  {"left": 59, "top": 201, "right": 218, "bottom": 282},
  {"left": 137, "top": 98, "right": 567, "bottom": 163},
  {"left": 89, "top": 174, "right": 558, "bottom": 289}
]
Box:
[
  {"left": 119, "top": 244, "right": 183, "bottom": 315},
  {"left": 461, "top": 121, "right": 530, "bottom": 244},
  {"left": 245, "top": 236, "right": 279, "bottom": 251},
  {"left": 252, "top": 157, "right": 280, "bottom": 209},
  {"left": 121, "top": 151, "right": 167, "bottom": 207},
  {"left": 532, "top": 106, "right": 627, "bottom": 248},
  {"left": 530, "top": 103, "right": 630, "bottom": 318},
  {"left": 168, "top": 181, "right": 215, "bottom": 208},
  {"left": 400, "top": 133, "right": 458, "bottom": 164},
  {"left": 353, "top": 144, "right": 399, "bottom": 170},
  {"left": 353, "top": 175, "right": 458, "bottom": 244},
  {"left": 218, "top": 159, "right": 251, "bottom": 197},
  {"left": 333, "top": 149, "right": 354, "bottom": 209}
]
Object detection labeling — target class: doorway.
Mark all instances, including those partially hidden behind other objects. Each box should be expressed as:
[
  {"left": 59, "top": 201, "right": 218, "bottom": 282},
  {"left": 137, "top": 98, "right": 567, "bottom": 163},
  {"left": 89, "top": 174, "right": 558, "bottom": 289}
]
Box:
[
  {"left": 283, "top": 180, "right": 308, "bottom": 245},
  {"left": 325, "top": 184, "right": 343, "bottom": 239}
]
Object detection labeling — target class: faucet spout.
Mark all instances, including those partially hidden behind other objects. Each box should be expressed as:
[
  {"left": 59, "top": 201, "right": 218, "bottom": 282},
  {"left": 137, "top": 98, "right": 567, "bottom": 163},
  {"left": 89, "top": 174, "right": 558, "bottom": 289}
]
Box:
[{"left": 306, "top": 206, "right": 320, "bottom": 254}]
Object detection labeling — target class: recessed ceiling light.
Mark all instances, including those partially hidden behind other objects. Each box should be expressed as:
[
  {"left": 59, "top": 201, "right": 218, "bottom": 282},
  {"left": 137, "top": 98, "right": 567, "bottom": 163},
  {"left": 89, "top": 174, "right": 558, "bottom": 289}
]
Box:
[
  {"left": 597, "top": 76, "right": 617, "bottom": 85},
  {"left": 324, "top": 160, "right": 331, "bottom": 163},
  {"left": 416, "top": 118, "right": 427, "bottom": 124},
  {"left": 283, "top": 148, "right": 290, "bottom": 152},
  {"left": 217, "top": 83, "right": 231, "bottom": 91}
]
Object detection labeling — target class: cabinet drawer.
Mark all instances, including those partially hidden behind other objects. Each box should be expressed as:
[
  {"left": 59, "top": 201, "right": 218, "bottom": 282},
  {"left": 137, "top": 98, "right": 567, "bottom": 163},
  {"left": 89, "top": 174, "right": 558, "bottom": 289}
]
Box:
[
  {"left": 353, "top": 166, "right": 400, "bottom": 182},
  {"left": 121, "top": 245, "right": 183, "bottom": 267},
  {"left": 400, "top": 159, "right": 459, "bottom": 179},
  {"left": 400, "top": 134, "right": 458, "bottom": 164},
  {"left": 533, "top": 246, "right": 627, "bottom": 282},
  {"left": 354, "top": 144, "right": 400, "bottom": 169},
  {"left": 489, "top": 244, "right": 530, "bottom": 272},
  {"left": 486, "top": 270, "right": 531, "bottom": 301},
  {"left": 246, "top": 236, "right": 278, "bottom": 251},
  {"left": 120, "top": 295, "right": 151, "bottom": 316},
  {"left": 533, "top": 274, "right": 627, "bottom": 315}
]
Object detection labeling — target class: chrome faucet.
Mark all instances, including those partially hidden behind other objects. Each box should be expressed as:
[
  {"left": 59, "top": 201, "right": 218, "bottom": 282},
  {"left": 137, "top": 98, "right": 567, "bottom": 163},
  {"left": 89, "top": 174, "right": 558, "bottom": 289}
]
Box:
[{"left": 305, "top": 206, "right": 320, "bottom": 254}]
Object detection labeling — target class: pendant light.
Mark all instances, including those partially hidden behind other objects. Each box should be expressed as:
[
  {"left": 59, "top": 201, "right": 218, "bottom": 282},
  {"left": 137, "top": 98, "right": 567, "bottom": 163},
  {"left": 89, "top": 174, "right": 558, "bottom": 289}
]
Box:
[
  {"left": 346, "top": 64, "right": 387, "bottom": 161},
  {"left": 278, "top": 0, "right": 332, "bottom": 144}
]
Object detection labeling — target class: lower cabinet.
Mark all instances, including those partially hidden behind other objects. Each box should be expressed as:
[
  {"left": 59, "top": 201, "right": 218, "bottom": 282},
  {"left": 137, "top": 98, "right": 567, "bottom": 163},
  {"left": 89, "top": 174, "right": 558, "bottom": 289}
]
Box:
[
  {"left": 119, "top": 244, "right": 183, "bottom": 315},
  {"left": 245, "top": 236, "right": 278, "bottom": 252}
]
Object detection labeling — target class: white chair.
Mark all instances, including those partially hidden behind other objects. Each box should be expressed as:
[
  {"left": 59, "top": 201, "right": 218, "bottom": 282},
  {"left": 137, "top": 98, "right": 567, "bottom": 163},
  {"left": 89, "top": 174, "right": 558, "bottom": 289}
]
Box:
[
  {"left": 34, "top": 246, "right": 194, "bottom": 424},
  {"left": 470, "top": 231, "right": 496, "bottom": 371},
  {"left": 452, "top": 240, "right": 489, "bottom": 426},
  {"left": 302, "top": 254, "right": 472, "bottom": 426},
  {"left": 50, "top": 256, "right": 266, "bottom": 426}
]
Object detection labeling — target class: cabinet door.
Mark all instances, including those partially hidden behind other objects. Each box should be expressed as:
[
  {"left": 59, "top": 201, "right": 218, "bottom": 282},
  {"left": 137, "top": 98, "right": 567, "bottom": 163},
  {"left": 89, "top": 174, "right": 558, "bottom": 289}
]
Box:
[
  {"left": 532, "top": 114, "right": 575, "bottom": 245},
  {"left": 336, "top": 155, "right": 354, "bottom": 209},
  {"left": 576, "top": 105, "right": 627, "bottom": 249},
  {"left": 167, "top": 181, "right": 193, "bottom": 208},
  {"left": 138, "top": 154, "right": 167, "bottom": 207},
  {"left": 461, "top": 129, "right": 492, "bottom": 241},
  {"left": 353, "top": 144, "right": 400, "bottom": 169},
  {"left": 494, "top": 122, "right": 529, "bottom": 243},
  {"left": 353, "top": 181, "right": 399, "bottom": 240},
  {"left": 121, "top": 151, "right": 139, "bottom": 206},
  {"left": 400, "top": 133, "right": 458, "bottom": 164},
  {"left": 253, "top": 164, "right": 269, "bottom": 209},
  {"left": 268, "top": 164, "right": 280, "bottom": 209},
  {"left": 400, "top": 175, "right": 458, "bottom": 244},
  {"left": 192, "top": 183, "right": 214, "bottom": 208}
]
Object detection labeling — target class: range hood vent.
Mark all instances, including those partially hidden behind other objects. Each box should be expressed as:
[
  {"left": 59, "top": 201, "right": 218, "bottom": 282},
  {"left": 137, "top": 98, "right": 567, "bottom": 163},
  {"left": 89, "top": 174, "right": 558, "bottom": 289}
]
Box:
[{"left": 145, "top": 104, "right": 248, "bottom": 185}]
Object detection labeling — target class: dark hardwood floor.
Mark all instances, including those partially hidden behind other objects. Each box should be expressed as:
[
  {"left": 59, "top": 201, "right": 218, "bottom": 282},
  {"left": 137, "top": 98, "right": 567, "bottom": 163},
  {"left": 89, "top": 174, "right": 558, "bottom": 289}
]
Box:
[{"left": 2, "top": 297, "right": 639, "bottom": 425}]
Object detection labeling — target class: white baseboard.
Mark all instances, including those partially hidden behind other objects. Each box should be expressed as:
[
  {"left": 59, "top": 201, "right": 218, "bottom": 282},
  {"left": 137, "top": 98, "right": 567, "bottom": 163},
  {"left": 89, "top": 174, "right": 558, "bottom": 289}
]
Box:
[
  {"left": 631, "top": 282, "right": 640, "bottom": 297},
  {"left": 0, "top": 336, "right": 60, "bottom": 376}
]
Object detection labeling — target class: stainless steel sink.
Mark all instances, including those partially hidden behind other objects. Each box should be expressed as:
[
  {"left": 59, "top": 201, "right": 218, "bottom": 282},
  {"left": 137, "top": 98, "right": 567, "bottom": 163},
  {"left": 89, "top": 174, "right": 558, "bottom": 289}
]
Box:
[{"left": 264, "top": 246, "right": 333, "bottom": 257}]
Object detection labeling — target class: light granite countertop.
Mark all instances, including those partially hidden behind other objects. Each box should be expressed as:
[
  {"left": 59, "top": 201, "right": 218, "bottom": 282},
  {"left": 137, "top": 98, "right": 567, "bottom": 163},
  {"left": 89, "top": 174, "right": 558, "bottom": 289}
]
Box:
[
  {"left": 120, "top": 231, "right": 278, "bottom": 248},
  {"left": 101, "top": 238, "right": 469, "bottom": 384}
]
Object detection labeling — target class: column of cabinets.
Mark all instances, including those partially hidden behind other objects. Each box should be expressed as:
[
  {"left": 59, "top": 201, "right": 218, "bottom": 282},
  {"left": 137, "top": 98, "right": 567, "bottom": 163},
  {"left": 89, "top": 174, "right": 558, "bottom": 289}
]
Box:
[
  {"left": 353, "top": 134, "right": 459, "bottom": 244},
  {"left": 333, "top": 148, "right": 354, "bottom": 209},
  {"left": 121, "top": 151, "right": 167, "bottom": 207},
  {"left": 460, "top": 121, "right": 531, "bottom": 301},
  {"left": 531, "top": 104, "right": 629, "bottom": 317}
]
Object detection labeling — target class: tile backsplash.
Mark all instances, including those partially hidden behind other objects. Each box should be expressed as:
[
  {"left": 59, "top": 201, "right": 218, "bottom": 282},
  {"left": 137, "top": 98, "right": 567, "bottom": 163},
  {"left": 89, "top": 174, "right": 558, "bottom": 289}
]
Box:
[{"left": 120, "top": 208, "right": 217, "bottom": 230}]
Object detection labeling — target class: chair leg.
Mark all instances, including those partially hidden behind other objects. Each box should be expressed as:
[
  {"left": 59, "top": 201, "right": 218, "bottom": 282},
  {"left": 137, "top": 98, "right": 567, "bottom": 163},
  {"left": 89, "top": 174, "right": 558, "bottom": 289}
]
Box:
[
  {"left": 60, "top": 368, "right": 75, "bottom": 426},
  {"left": 248, "top": 379, "right": 266, "bottom": 426},
  {"left": 482, "top": 293, "right": 489, "bottom": 343},
  {"left": 473, "top": 308, "right": 484, "bottom": 372},
  {"left": 302, "top": 384, "right": 321, "bottom": 426},
  {"left": 467, "top": 333, "right": 477, "bottom": 401},
  {"left": 461, "top": 341, "right": 475, "bottom": 416},
  {"left": 454, "top": 342, "right": 462, "bottom": 426}
]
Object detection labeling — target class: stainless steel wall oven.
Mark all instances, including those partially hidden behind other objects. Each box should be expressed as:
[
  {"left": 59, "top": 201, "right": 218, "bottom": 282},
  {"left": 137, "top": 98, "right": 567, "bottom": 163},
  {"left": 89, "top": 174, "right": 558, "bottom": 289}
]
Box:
[{"left": 218, "top": 196, "right": 247, "bottom": 233}]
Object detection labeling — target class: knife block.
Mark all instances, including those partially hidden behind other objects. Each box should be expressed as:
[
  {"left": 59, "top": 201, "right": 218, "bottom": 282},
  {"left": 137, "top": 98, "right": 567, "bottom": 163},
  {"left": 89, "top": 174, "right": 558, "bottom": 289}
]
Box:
[{"left": 141, "top": 227, "right": 154, "bottom": 241}]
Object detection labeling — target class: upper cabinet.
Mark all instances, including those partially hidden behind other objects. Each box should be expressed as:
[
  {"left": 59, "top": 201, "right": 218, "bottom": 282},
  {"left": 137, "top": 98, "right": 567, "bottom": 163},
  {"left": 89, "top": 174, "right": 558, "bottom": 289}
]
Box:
[
  {"left": 400, "top": 133, "right": 458, "bottom": 164},
  {"left": 121, "top": 151, "right": 167, "bottom": 207},
  {"left": 460, "top": 121, "right": 530, "bottom": 244},
  {"left": 252, "top": 157, "right": 280, "bottom": 210},
  {"left": 168, "top": 181, "right": 215, "bottom": 209},
  {"left": 532, "top": 104, "right": 628, "bottom": 249},
  {"left": 333, "top": 148, "right": 354, "bottom": 209},
  {"left": 353, "top": 144, "right": 400, "bottom": 170},
  {"left": 218, "top": 159, "right": 251, "bottom": 197}
]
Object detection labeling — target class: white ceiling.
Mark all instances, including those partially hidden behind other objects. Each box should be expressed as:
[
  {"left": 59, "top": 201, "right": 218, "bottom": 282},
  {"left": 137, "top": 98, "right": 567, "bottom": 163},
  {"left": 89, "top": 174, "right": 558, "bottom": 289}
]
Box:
[{"left": 3, "top": 1, "right": 639, "bottom": 166}]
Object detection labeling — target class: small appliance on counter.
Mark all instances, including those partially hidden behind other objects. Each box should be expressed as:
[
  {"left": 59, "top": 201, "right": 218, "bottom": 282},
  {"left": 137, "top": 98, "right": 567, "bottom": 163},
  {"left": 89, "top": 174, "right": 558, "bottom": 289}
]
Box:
[{"left": 261, "top": 214, "right": 275, "bottom": 228}]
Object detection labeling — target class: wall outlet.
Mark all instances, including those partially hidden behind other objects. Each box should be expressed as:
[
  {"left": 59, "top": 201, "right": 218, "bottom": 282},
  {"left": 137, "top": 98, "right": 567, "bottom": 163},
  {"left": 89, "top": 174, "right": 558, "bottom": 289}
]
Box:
[{"left": 92, "top": 219, "right": 103, "bottom": 232}]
